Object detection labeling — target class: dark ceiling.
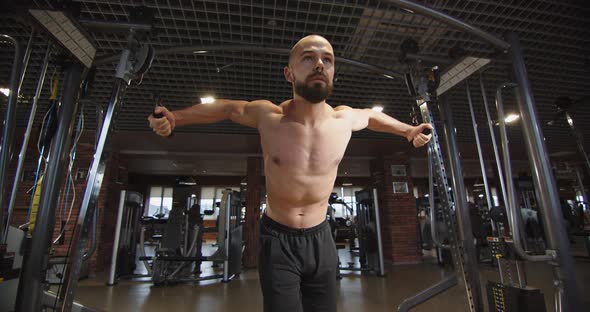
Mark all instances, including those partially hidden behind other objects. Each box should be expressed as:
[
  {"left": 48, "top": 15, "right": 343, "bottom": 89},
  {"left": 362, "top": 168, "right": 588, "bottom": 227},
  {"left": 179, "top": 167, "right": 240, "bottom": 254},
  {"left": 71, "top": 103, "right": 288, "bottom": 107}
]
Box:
[{"left": 1, "top": 0, "right": 589, "bottom": 166}]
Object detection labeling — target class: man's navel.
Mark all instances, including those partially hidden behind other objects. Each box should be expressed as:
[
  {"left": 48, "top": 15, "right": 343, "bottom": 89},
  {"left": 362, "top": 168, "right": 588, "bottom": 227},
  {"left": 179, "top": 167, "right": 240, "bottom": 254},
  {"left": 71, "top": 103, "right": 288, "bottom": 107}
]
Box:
[{"left": 272, "top": 156, "right": 281, "bottom": 166}]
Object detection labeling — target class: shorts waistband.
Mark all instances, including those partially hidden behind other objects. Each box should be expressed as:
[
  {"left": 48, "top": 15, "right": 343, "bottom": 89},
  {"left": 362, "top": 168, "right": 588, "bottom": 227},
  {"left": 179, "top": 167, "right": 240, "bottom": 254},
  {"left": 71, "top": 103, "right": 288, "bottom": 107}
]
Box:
[{"left": 261, "top": 213, "right": 328, "bottom": 236}]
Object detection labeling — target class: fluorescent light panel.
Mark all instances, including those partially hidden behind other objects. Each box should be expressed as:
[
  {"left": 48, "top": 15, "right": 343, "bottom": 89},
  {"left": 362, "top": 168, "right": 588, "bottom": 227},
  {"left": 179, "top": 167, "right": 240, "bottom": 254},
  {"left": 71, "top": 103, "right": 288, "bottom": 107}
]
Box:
[
  {"left": 505, "top": 114, "right": 519, "bottom": 123},
  {"left": 372, "top": 106, "right": 383, "bottom": 112},
  {"left": 29, "top": 9, "right": 96, "bottom": 68},
  {"left": 0, "top": 88, "right": 9, "bottom": 96},
  {"left": 436, "top": 57, "right": 491, "bottom": 96},
  {"left": 200, "top": 96, "right": 215, "bottom": 104}
]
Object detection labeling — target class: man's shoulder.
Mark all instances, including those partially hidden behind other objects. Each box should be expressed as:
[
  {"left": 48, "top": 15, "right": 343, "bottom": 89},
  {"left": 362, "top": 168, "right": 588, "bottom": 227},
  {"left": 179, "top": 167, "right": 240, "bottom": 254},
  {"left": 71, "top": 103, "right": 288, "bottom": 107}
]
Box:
[
  {"left": 248, "top": 99, "right": 282, "bottom": 113},
  {"left": 332, "top": 105, "right": 356, "bottom": 119},
  {"left": 333, "top": 105, "right": 353, "bottom": 112}
]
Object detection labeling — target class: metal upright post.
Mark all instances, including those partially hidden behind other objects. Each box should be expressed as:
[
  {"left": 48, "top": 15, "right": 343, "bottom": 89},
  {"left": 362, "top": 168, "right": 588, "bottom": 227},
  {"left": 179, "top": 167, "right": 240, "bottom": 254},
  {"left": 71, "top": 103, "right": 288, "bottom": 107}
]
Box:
[
  {"left": 18, "top": 30, "right": 36, "bottom": 94},
  {"left": 488, "top": 81, "right": 515, "bottom": 208},
  {"left": 107, "top": 190, "right": 127, "bottom": 286},
  {"left": 507, "top": 32, "right": 581, "bottom": 312},
  {"left": 0, "top": 35, "right": 23, "bottom": 239},
  {"left": 438, "top": 95, "right": 483, "bottom": 312},
  {"left": 372, "top": 188, "right": 385, "bottom": 276},
  {"left": 223, "top": 191, "right": 232, "bottom": 282},
  {"left": 427, "top": 145, "right": 450, "bottom": 249},
  {"left": 465, "top": 80, "right": 493, "bottom": 213},
  {"left": 17, "top": 61, "right": 84, "bottom": 312}
]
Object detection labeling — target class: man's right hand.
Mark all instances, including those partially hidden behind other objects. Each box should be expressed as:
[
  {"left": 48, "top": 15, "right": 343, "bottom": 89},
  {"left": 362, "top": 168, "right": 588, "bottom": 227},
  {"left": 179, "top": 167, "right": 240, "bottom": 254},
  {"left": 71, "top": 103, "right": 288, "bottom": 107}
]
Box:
[{"left": 148, "top": 106, "right": 175, "bottom": 137}]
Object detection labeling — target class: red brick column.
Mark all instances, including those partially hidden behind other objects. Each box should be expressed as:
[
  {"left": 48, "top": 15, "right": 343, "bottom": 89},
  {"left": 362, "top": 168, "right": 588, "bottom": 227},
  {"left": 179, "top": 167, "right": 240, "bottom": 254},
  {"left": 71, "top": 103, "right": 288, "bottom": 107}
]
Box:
[
  {"left": 371, "top": 156, "right": 420, "bottom": 263},
  {"left": 243, "top": 156, "right": 263, "bottom": 268}
]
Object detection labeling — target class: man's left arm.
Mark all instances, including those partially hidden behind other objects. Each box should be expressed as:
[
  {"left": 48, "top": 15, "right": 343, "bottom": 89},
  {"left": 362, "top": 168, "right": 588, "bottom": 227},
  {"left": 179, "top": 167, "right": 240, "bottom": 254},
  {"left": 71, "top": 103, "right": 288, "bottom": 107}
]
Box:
[{"left": 335, "top": 106, "right": 432, "bottom": 147}]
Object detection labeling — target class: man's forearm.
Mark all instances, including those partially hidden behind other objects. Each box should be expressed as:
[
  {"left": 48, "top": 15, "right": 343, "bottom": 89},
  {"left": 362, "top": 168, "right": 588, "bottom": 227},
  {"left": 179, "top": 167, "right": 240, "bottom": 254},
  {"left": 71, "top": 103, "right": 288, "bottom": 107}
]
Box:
[
  {"left": 172, "top": 99, "right": 247, "bottom": 127},
  {"left": 367, "top": 110, "right": 414, "bottom": 139}
]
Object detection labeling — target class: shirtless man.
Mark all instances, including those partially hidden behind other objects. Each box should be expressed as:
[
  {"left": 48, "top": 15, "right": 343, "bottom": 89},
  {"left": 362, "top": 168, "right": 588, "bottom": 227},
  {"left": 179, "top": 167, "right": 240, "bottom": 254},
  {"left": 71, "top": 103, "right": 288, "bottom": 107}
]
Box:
[{"left": 148, "top": 35, "right": 432, "bottom": 312}]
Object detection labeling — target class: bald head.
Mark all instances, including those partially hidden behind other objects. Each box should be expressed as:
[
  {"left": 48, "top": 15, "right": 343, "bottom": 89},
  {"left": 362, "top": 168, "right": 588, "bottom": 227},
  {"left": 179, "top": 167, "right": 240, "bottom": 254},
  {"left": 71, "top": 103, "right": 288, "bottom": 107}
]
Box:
[{"left": 288, "top": 35, "right": 334, "bottom": 66}]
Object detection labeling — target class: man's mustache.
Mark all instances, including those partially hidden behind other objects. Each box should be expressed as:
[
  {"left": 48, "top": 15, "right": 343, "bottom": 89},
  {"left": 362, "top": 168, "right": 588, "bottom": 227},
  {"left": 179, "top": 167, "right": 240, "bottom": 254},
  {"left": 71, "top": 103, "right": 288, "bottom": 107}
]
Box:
[{"left": 306, "top": 73, "right": 328, "bottom": 82}]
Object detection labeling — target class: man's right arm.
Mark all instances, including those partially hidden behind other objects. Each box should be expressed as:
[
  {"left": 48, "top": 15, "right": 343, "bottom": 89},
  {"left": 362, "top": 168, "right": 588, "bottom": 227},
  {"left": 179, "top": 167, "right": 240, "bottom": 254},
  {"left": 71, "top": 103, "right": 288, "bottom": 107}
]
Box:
[{"left": 148, "top": 99, "right": 279, "bottom": 137}]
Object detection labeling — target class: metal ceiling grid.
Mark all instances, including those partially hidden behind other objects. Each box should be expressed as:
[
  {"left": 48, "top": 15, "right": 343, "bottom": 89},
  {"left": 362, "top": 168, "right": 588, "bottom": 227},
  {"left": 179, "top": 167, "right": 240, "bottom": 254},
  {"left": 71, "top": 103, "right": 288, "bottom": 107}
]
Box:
[{"left": 0, "top": 0, "right": 588, "bottom": 151}]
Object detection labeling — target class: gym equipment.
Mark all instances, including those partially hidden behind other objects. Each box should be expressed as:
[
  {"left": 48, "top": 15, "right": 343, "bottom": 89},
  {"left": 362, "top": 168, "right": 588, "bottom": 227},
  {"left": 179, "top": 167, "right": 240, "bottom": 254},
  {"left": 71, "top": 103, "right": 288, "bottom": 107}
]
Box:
[
  {"left": 15, "top": 6, "right": 152, "bottom": 310},
  {"left": 57, "top": 27, "right": 154, "bottom": 312},
  {"left": 395, "top": 8, "right": 580, "bottom": 308},
  {"left": 333, "top": 190, "right": 384, "bottom": 277},
  {"left": 138, "top": 189, "right": 243, "bottom": 285},
  {"left": 327, "top": 193, "right": 356, "bottom": 245},
  {"left": 107, "top": 191, "right": 144, "bottom": 285},
  {"left": 399, "top": 64, "right": 483, "bottom": 311}
]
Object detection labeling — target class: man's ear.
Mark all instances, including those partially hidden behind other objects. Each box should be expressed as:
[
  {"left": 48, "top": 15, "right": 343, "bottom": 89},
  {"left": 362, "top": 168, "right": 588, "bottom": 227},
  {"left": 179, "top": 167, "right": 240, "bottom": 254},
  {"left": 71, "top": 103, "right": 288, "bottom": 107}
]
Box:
[{"left": 284, "top": 66, "right": 292, "bottom": 83}]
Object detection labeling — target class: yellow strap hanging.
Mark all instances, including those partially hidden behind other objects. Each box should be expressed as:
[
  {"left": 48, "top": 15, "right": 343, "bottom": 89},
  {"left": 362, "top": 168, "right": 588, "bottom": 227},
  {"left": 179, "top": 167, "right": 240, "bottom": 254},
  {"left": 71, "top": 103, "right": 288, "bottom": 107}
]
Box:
[
  {"left": 50, "top": 77, "right": 59, "bottom": 101},
  {"left": 28, "top": 175, "right": 44, "bottom": 236}
]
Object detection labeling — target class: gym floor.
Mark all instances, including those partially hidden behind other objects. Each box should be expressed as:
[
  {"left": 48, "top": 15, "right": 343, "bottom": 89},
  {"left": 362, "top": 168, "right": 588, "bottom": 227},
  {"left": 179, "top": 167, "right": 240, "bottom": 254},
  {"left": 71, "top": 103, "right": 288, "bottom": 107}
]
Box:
[{"left": 68, "top": 236, "right": 590, "bottom": 312}]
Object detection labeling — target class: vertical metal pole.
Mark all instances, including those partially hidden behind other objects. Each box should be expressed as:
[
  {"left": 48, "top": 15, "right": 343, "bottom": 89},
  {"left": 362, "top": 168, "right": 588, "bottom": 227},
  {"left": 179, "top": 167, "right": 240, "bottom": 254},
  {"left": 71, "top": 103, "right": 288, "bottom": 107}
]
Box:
[
  {"left": 495, "top": 80, "right": 551, "bottom": 262},
  {"left": 427, "top": 145, "right": 449, "bottom": 249},
  {"left": 482, "top": 78, "right": 510, "bottom": 208},
  {"left": 16, "top": 61, "right": 84, "bottom": 312},
  {"left": 372, "top": 188, "right": 385, "bottom": 276},
  {"left": 514, "top": 260, "right": 526, "bottom": 288},
  {"left": 507, "top": 32, "right": 581, "bottom": 312},
  {"left": 18, "top": 30, "right": 36, "bottom": 95},
  {"left": 3, "top": 43, "right": 51, "bottom": 244},
  {"left": 107, "top": 190, "right": 126, "bottom": 286},
  {"left": 438, "top": 95, "right": 483, "bottom": 312},
  {"left": 465, "top": 80, "right": 493, "bottom": 212},
  {"left": 222, "top": 191, "right": 231, "bottom": 282},
  {"left": 0, "top": 34, "right": 23, "bottom": 239}
]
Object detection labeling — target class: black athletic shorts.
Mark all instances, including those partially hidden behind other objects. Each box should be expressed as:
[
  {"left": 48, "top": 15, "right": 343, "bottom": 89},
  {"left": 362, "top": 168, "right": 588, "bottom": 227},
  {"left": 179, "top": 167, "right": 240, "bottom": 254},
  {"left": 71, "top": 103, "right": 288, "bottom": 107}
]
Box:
[{"left": 258, "top": 213, "right": 338, "bottom": 312}]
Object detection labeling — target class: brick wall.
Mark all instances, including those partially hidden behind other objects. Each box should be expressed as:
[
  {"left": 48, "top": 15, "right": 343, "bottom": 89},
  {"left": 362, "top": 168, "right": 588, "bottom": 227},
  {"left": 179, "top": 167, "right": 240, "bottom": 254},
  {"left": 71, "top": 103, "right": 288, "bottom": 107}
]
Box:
[
  {"left": 371, "top": 156, "right": 421, "bottom": 264},
  {"left": 243, "top": 157, "right": 262, "bottom": 268}
]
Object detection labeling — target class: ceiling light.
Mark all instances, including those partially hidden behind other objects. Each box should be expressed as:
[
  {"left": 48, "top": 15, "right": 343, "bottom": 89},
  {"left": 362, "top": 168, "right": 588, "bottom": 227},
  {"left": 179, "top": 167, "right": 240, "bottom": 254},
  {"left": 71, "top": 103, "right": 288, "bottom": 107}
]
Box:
[
  {"left": 372, "top": 106, "right": 383, "bottom": 112},
  {"left": 0, "top": 88, "right": 9, "bottom": 96},
  {"left": 566, "top": 115, "right": 574, "bottom": 127},
  {"left": 425, "top": 194, "right": 429, "bottom": 197},
  {"left": 383, "top": 74, "right": 394, "bottom": 79},
  {"left": 200, "top": 96, "right": 215, "bottom": 104},
  {"left": 177, "top": 176, "right": 197, "bottom": 186},
  {"left": 342, "top": 183, "right": 353, "bottom": 186},
  {"left": 505, "top": 114, "right": 519, "bottom": 123},
  {"left": 193, "top": 50, "right": 208, "bottom": 54}
]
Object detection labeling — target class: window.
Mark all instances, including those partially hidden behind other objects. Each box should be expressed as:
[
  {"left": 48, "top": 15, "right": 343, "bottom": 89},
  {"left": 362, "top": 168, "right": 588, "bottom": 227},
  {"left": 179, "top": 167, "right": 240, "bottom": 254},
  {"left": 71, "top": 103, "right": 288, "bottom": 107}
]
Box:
[
  {"left": 200, "top": 186, "right": 241, "bottom": 220},
  {"left": 147, "top": 186, "right": 173, "bottom": 218},
  {"left": 330, "top": 186, "right": 364, "bottom": 218}
]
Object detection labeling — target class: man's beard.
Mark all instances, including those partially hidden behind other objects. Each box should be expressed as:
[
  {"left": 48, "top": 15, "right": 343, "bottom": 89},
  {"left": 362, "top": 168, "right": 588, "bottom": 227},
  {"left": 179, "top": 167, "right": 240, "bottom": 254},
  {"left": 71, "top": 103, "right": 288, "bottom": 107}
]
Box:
[{"left": 293, "top": 75, "right": 333, "bottom": 103}]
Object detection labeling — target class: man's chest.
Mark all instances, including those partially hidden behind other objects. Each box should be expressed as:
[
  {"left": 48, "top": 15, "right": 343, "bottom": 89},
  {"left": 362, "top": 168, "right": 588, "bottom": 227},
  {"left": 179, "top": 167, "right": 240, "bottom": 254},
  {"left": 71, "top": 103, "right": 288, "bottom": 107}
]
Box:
[{"left": 260, "top": 118, "right": 352, "bottom": 172}]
